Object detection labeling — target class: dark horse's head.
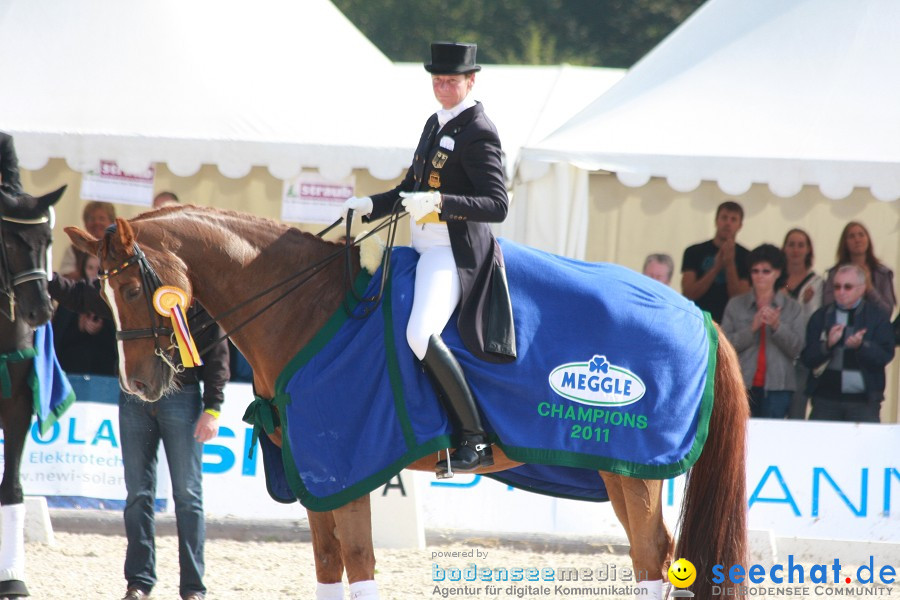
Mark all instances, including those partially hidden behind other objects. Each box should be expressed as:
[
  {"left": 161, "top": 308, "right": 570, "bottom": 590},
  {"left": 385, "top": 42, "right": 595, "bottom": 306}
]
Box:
[
  {"left": 65, "top": 216, "right": 193, "bottom": 401},
  {"left": 0, "top": 185, "right": 67, "bottom": 327}
]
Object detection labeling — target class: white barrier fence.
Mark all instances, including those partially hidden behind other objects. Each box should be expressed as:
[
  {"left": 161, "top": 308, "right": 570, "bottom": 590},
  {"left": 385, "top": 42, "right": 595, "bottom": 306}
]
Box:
[{"left": 3, "top": 377, "right": 899, "bottom": 552}]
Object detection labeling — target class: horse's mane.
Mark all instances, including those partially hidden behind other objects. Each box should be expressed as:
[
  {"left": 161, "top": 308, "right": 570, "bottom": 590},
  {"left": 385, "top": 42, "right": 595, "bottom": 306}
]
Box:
[{"left": 131, "top": 204, "right": 332, "bottom": 246}]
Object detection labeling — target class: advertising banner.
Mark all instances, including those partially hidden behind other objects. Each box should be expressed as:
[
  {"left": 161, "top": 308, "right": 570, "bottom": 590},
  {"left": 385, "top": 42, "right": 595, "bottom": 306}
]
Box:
[{"left": 79, "top": 161, "right": 155, "bottom": 206}]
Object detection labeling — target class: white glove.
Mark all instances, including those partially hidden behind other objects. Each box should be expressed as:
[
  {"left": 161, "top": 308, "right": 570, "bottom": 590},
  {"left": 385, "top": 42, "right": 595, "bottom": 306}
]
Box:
[
  {"left": 400, "top": 191, "right": 442, "bottom": 222},
  {"left": 341, "top": 196, "right": 373, "bottom": 219}
]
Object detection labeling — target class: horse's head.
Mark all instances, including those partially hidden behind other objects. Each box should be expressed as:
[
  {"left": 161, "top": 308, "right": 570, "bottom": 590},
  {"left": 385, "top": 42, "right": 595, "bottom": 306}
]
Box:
[
  {"left": 0, "top": 185, "right": 67, "bottom": 326},
  {"left": 66, "top": 216, "right": 193, "bottom": 401}
]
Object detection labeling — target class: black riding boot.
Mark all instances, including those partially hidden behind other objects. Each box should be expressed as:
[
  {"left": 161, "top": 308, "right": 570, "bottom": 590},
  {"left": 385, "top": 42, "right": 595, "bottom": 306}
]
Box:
[{"left": 422, "top": 334, "right": 493, "bottom": 472}]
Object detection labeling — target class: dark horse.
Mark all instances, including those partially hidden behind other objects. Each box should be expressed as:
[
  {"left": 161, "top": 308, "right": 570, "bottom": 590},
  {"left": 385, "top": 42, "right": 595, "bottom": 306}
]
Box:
[
  {"left": 0, "top": 185, "right": 66, "bottom": 599},
  {"left": 66, "top": 205, "right": 748, "bottom": 600}
]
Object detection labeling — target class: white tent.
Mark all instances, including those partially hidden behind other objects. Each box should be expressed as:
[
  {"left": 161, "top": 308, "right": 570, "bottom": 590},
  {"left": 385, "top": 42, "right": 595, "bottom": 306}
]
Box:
[
  {"left": 0, "top": 0, "right": 624, "bottom": 192},
  {"left": 521, "top": 0, "right": 900, "bottom": 203},
  {"left": 0, "top": 0, "right": 418, "bottom": 181}
]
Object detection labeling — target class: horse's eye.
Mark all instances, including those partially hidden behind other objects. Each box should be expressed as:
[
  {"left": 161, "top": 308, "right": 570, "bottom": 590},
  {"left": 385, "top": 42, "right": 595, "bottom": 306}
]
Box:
[{"left": 123, "top": 286, "right": 142, "bottom": 302}]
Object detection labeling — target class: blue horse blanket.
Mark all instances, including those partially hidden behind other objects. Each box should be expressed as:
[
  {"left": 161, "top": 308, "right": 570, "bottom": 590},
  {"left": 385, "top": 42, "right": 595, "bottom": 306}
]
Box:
[{"left": 247, "top": 240, "right": 716, "bottom": 511}]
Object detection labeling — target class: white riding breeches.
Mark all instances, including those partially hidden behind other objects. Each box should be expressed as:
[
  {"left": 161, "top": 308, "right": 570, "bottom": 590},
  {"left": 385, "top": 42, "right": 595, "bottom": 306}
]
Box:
[{"left": 407, "top": 222, "right": 460, "bottom": 360}]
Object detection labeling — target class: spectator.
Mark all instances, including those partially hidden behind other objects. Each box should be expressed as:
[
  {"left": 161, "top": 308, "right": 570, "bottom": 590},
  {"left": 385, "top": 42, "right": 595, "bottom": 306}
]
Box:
[
  {"left": 0, "top": 131, "right": 23, "bottom": 193},
  {"left": 681, "top": 200, "right": 751, "bottom": 322},
  {"left": 723, "top": 244, "right": 804, "bottom": 418},
  {"left": 781, "top": 228, "right": 823, "bottom": 419},
  {"left": 153, "top": 190, "right": 180, "bottom": 208},
  {"left": 58, "top": 201, "right": 116, "bottom": 277},
  {"left": 822, "top": 221, "right": 896, "bottom": 317},
  {"left": 801, "top": 264, "right": 894, "bottom": 423},
  {"left": 51, "top": 253, "right": 116, "bottom": 376},
  {"left": 642, "top": 253, "right": 674, "bottom": 285}
]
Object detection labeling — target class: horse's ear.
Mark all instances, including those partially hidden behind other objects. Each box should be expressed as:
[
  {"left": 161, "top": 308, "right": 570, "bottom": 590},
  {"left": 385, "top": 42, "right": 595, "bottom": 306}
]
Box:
[
  {"left": 64, "top": 226, "right": 101, "bottom": 257},
  {"left": 115, "top": 217, "right": 136, "bottom": 254},
  {"left": 36, "top": 185, "right": 67, "bottom": 208}
]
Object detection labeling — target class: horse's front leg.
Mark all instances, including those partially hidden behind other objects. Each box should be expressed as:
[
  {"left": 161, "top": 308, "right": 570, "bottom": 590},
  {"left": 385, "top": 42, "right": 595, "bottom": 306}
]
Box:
[
  {"left": 332, "top": 495, "right": 379, "bottom": 599},
  {"left": 307, "top": 508, "right": 346, "bottom": 599},
  {"left": 599, "top": 472, "right": 672, "bottom": 600},
  {"left": 0, "top": 365, "right": 34, "bottom": 598}
]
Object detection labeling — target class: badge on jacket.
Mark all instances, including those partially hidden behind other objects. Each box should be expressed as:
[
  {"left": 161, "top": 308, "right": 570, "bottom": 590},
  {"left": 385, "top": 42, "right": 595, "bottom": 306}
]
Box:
[
  {"left": 428, "top": 171, "right": 441, "bottom": 189},
  {"left": 432, "top": 151, "right": 449, "bottom": 169},
  {"left": 439, "top": 136, "right": 455, "bottom": 151}
]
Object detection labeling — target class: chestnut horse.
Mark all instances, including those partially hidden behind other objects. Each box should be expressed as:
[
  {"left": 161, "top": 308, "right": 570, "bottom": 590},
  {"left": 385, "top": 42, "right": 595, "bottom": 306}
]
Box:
[
  {"left": 66, "top": 205, "right": 747, "bottom": 600},
  {"left": 0, "top": 185, "right": 66, "bottom": 599}
]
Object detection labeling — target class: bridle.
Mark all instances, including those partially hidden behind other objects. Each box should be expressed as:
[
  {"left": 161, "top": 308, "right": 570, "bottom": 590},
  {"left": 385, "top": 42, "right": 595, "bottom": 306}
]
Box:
[
  {"left": 98, "top": 225, "right": 181, "bottom": 373},
  {"left": 0, "top": 210, "right": 54, "bottom": 322}
]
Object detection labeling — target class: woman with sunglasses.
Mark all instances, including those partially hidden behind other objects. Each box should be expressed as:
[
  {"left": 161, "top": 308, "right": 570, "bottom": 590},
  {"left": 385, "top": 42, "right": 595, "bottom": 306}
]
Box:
[
  {"left": 723, "top": 244, "right": 805, "bottom": 418},
  {"left": 822, "top": 221, "right": 896, "bottom": 317}
]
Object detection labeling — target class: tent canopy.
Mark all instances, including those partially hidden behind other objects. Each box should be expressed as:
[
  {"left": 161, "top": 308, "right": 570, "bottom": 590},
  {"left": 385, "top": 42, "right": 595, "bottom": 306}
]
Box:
[
  {"left": 0, "top": 0, "right": 622, "bottom": 185},
  {"left": 1, "top": 0, "right": 417, "bottom": 181},
  {"left": 521, "top": 0, "right": 900, "bottom": 201}
]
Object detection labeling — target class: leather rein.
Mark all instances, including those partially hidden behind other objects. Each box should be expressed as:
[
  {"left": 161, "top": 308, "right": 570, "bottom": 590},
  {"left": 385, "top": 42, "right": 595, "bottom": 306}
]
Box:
[{"left": 98, "top": 209, "right": 406, "bottom": 373}]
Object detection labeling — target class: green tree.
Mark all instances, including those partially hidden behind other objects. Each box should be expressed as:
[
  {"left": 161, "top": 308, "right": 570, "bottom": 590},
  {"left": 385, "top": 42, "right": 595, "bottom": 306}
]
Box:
[{"left": 332, "top": 0, "right": 705, "bottom": 68}]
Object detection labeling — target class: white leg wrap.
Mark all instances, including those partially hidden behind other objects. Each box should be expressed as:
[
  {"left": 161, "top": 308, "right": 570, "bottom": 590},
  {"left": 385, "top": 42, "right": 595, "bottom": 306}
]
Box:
[
  {"left": 0, "top": 504, "right": 26, "bottom": 581},
  {"left": 316, "top": 581, "right": 345, "bottom": 599},
  {"left": 637, "top": 579, "right": 662, "bottom": 599},
  {"left": 349, "top": 579, "right": 379, "bottom": 599}
]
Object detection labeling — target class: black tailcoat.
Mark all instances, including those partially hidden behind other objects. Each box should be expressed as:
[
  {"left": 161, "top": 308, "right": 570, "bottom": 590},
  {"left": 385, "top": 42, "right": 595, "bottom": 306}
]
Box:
[
  {"left": 368, "top": 102, "right": 515, "bottom": 363},
  {"left": 0, "top": 132, "right": 23, "bottom": 193}
]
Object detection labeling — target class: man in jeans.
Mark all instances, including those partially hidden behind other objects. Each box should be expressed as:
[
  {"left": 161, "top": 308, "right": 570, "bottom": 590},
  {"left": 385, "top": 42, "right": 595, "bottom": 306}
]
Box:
[
  {"left": 118, "top": 304, "right": 229, "bottom": 600},
  {"left": 801, "top": 264, "right": 894, "bottom": 422}
]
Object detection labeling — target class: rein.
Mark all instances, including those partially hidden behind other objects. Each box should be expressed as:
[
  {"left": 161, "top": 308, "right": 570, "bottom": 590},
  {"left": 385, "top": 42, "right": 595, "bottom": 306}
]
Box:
[
  {"left": 100, "top": 207, "right": 407, "bottom": 372},
  {"left": 0, "top": 212, "right": 53, "bottom": 322}
]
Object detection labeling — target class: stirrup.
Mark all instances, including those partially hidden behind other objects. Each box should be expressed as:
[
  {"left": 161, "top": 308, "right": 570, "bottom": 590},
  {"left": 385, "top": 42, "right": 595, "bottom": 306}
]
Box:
[{"left": 435, "top": 448, "right": 455, "bottom": 479}]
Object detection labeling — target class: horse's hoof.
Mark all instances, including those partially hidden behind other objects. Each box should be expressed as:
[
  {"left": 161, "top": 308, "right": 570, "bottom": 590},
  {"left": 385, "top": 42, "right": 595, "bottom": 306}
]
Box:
[{"left": 0, "top": 578, "right": 29, "bottom": 598}]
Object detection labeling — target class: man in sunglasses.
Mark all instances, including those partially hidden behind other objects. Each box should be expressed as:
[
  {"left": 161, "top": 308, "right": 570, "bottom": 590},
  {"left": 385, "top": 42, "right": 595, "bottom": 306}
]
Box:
[{"left": 801, "top": 264, "right": 894, "bottom": 422}]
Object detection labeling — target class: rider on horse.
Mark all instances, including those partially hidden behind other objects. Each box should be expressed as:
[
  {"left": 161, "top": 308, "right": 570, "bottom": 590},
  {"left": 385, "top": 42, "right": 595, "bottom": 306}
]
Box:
[{"left": 342, "top": 42, "right": 516, "bottom": 474}]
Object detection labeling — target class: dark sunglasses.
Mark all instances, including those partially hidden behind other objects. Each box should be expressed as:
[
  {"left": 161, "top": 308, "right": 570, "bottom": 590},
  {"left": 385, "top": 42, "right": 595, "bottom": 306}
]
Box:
[{"left": 833, "top": 283, "right": 858, "bottom": 291}]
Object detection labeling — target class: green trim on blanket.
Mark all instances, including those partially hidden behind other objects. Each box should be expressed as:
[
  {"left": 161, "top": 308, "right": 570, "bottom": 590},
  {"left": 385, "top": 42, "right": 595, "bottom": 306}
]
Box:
[
  {"left": 489, "top": 311, "right": 718, "bottom": 479},
  {"left": 286, "top": 432, "right": 454, "bottom": 511},
  {"left": 0, "top": 347, "right": 36, "bottom": 397},
  {"left": 35, "top": 372, "right": 75, "bottom": 436},
  {"left": 382, "top": 277, "right": 417, "bottom": 449},
  {"left": 0, "top": 347, "right": 76, "bottom": 436},
  {"left": 272, "top": 268, "right": 458, "bottom": 510},
  {"left": 274, "top": 271, "right": 373, "bottom": 393}
]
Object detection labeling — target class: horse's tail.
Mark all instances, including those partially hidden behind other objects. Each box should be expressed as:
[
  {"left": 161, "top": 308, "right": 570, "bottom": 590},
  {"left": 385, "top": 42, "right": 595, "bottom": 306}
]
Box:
[{"left": 675, "top": 322, "right": 748, "bottom": 599}]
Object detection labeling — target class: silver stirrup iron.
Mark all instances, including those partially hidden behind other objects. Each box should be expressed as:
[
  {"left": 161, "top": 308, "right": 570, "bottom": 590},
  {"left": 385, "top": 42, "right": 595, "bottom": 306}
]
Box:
[{"left": 436, "top": 448, "right": 454, "bottom": 479}]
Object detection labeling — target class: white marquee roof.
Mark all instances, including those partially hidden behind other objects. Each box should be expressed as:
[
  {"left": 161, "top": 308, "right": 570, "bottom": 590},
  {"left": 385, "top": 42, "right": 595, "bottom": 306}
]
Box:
[
  {"left": 1, "top": 0, "right": 414, "bottom": 181},
  {"left": 0, "top": 0, "right": 623, "bottom": 184},
  {"left": 522, "top": 0, "right": 900, "bottom": 201}
]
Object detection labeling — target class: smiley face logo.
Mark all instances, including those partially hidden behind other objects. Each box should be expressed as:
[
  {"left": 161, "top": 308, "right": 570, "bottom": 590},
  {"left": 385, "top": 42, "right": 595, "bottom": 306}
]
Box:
[{"left": 668, "top": 558, "right": 696, "bottom": 588}]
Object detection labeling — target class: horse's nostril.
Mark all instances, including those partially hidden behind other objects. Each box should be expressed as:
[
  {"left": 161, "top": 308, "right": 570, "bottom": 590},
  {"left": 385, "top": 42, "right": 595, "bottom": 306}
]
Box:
[{"left": 132, "top": 379, "right": 147, "bottom": 392}]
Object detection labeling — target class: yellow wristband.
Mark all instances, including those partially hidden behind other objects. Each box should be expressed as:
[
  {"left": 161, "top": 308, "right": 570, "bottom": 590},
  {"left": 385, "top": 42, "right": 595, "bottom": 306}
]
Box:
[{"left": 203, "top": 408, "right": 220, "bottom": 419}]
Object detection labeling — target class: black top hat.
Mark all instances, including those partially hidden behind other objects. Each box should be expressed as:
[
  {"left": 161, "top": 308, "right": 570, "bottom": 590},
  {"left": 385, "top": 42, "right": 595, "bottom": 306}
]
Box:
[{"left": 424, "top": 42, "right": 481, "bottom": 74}]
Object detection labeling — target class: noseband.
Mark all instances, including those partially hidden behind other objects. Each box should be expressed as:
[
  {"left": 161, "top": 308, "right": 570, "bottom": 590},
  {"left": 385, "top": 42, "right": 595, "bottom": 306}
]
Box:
[
  {"left": 99, "top": 227, "right": 183, "bottom": 373},
  {"left": 0, "top": 212, "right": 53, "bottom": 322}
]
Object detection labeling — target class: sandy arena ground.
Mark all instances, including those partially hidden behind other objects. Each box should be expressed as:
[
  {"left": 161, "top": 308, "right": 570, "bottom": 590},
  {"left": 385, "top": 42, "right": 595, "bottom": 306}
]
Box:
[
  {"left": 24, "top": 531, "right": 900, "bottom": 599},
  {"left": 24, "top": 532, "right": 636, "bottom": 599}
]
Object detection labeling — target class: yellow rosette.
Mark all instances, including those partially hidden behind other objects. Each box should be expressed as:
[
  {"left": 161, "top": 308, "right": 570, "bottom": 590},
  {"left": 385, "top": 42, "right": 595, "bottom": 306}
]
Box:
[{"left": 152, "top": 286, "right": 203, "bottom": 368}]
